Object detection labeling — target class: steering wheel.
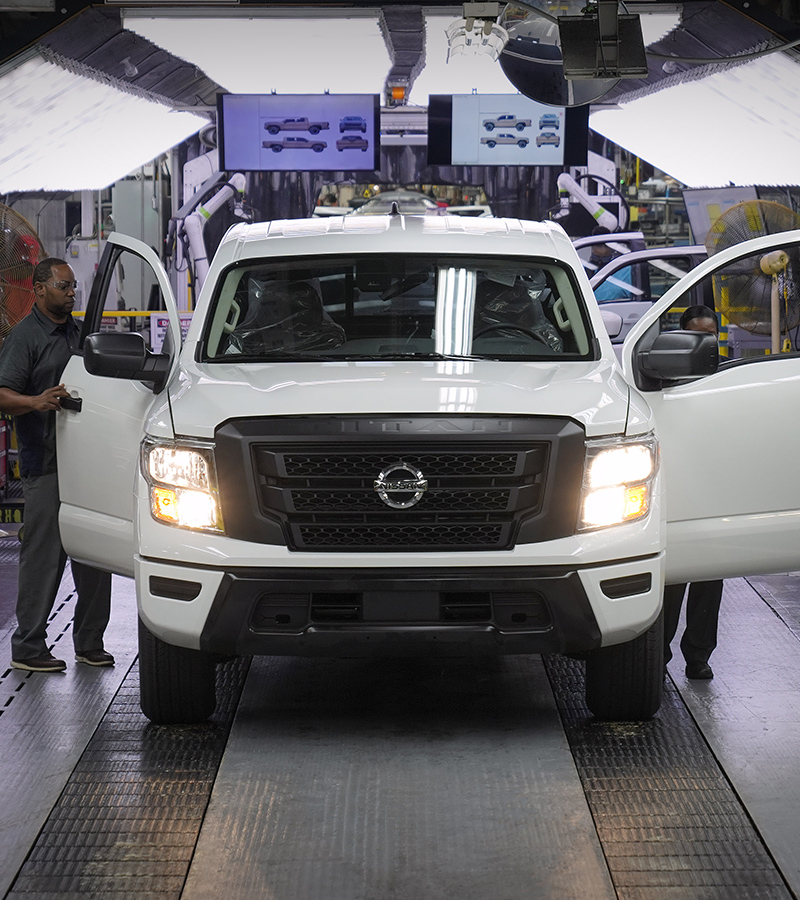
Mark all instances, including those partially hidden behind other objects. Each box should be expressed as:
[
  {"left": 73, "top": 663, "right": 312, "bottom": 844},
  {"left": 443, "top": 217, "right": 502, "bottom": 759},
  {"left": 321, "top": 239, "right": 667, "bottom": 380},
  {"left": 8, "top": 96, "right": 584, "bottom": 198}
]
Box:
[{"left": 473, "top": 323, "right": 551, "bottom": 346}]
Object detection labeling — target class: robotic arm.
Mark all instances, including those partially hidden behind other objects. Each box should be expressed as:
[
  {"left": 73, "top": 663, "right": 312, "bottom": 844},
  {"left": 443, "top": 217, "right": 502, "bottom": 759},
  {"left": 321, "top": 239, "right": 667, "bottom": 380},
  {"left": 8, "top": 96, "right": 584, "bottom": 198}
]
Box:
[
  {"left": 556, "top": 172, "right": 619, "bottom": 232},
  {"left": 168, "top": 172, "right": 249, "bottom": 295}
]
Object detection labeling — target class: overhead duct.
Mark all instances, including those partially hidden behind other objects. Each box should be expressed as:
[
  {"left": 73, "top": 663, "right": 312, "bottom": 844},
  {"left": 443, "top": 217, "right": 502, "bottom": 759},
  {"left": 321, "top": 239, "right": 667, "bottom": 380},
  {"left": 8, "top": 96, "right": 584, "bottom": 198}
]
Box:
[{"left": 379, "top": 5, "right": 426, "bottom": 106}]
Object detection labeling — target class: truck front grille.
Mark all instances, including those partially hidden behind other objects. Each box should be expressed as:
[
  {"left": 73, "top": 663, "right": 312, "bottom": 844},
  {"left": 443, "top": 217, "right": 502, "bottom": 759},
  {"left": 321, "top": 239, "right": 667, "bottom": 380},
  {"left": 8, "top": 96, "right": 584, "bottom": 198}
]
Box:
[
  {"left": 214, "top": 415, "right": 586, "bottom": 552},
  {"left": 298, "top": 521, "right": 508, "bottom": 549}
]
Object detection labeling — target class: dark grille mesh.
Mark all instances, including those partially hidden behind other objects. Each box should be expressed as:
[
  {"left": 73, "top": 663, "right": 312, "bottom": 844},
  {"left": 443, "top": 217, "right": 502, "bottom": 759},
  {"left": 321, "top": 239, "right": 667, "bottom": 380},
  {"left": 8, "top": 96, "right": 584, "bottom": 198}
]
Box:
[
  {"left": 257, "top": 444, "right": 548, "bottom": 552},
  {"left": 278, "top": 452, "right": 521, "bottom": 478},
  {"left": 291, "top": 489, "right": 513, "bottom": 513},
  {"left": 297, "top": 522, "right": 507, "bottom": 549}
]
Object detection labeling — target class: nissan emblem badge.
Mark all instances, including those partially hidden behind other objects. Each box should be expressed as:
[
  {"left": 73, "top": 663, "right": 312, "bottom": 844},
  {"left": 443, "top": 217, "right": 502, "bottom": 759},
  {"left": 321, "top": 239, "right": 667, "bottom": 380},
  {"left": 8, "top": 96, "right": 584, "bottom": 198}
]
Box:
[{"left": 373, "top": 461, "right": 428, "bottom": 509}]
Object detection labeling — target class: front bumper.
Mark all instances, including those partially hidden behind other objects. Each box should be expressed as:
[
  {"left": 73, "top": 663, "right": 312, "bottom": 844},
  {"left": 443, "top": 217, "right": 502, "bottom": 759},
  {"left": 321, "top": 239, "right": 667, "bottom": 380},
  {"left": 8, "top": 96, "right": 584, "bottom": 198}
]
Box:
[{"left": 135, "top": 554, "right": 663, "bottom": 657}]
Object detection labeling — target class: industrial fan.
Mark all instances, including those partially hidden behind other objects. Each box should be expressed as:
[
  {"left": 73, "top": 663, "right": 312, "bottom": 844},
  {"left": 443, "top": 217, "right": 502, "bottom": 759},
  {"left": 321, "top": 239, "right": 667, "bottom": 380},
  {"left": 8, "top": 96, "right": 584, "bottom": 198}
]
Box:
[
  {"left": 0, "top": 204, "right": 45, "bottom": 346},
  {"left": 704, "top": 200, "right": 800, "bottom": 354}
]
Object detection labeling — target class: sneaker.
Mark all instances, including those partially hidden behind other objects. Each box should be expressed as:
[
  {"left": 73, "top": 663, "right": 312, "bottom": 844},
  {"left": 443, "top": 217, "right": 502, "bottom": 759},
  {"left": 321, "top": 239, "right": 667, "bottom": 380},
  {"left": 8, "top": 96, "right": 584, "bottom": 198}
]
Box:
[
  {"left": 75, "top": 649, "right": 115, "bottom": 667},
  {"left": 11, "top": 654, "right": 67, "bottom": 672}
]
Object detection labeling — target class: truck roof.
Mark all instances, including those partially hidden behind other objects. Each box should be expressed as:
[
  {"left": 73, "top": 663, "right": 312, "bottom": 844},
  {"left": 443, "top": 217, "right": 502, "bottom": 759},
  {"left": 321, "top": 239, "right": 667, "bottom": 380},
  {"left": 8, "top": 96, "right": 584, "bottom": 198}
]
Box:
[{"left": 215, "top": 214, "right": 577, "bottom": 265}]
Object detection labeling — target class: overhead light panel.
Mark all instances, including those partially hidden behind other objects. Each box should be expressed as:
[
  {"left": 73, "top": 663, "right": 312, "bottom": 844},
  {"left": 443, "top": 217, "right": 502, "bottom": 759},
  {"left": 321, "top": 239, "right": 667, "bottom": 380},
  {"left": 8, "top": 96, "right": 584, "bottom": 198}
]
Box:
[
  {"left": 589, "top": 52, "right": 800, "bottom": 186},
  {"left": 0, "top": 51, "right": 207, "bottom": 192},
  {"left": 125, "top": 12, "right": 390, "bottom": 95}
]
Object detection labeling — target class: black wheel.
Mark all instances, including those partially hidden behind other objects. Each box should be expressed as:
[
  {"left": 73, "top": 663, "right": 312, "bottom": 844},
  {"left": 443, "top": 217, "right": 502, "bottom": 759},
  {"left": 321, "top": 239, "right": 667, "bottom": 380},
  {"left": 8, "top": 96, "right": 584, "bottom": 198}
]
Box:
[
  {"left": 584, "top": 609, "right": 664, "bottom": 721},
  {"left": 271, "top": 145, "right": 282, "bottom": 153},
  {"left": 309, "top": 125, "right": 320, "bottom": 134},
  {"left": 516, "top": 123, "right": 525, "bottom": 131},
  {"left": 312, "top": 144, "right": 324, "bottom": 152},
  {"left": 486, "top": 140, "right": 496, "bottom": 148},
  {"left": 138, "top": 617, "right": 217, "bottom": 724},
  {"left": 266, "top": 125, "right": 280, "bottom": 135},
  {"left": 518, "top": 140, "right": 528, "bottom": 148}
]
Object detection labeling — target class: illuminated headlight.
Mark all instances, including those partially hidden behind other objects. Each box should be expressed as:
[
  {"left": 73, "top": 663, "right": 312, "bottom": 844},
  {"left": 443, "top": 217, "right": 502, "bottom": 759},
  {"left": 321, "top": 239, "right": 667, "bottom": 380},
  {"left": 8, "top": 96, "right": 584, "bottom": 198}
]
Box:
[
  {"left": 579, "top": 435, "right": 658, "bottom": 530},
  {"left": 142, "top": 441, "right": 224, "bottom": 532}
]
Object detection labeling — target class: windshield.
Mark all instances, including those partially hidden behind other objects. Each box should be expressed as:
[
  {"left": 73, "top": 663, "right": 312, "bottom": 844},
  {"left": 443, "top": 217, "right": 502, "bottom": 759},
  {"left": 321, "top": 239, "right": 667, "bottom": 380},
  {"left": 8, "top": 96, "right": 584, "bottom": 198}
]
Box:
[{"left": 202, "top": 254, "right": 594, "bottom": 362}]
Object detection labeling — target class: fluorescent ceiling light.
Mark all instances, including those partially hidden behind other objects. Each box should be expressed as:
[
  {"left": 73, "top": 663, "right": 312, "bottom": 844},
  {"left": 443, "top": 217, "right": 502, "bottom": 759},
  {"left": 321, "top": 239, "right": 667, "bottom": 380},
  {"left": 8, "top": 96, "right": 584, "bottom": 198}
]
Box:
[
  {"left": 125, "top": 14, "right": 390, "bottom": 94},
  {"left": 0, "top": 53, "right": 207, "bottom": 192},
  {"left": 590, "top": 53, "right": 800, "bottom": 186}
]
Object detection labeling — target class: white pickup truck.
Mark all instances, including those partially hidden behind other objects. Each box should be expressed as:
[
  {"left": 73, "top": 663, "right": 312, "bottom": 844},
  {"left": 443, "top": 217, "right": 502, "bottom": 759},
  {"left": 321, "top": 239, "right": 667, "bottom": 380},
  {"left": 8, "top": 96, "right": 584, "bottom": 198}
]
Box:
[
  {"left": 482, "top": 114, "right": 531, "bottom": 132},
  {"left": 56, "top": 214, "right": 800, "bottom": 724}
]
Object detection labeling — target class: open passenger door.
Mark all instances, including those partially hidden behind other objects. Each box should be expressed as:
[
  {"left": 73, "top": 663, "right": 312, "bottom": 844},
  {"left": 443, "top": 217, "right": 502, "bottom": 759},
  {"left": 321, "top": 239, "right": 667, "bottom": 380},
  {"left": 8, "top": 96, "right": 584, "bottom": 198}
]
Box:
[
  {"left": 57, "top": 233, "right": 182, "bottom": 577},
  {"left": 622, "top": 228, "right": 800, "bottom": 584}
]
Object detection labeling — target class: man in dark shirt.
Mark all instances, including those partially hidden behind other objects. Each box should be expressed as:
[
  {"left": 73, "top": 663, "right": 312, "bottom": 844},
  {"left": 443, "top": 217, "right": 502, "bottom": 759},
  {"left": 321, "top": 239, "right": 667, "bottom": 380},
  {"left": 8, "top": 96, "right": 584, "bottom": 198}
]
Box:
[{"left": 0, "top": 258, "right": 113, "bottom": 672}]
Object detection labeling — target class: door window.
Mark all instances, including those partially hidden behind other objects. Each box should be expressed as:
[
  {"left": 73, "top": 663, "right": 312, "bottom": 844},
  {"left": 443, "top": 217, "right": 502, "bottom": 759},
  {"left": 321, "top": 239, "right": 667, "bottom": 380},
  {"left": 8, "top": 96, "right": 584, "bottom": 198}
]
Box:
[
  {"left": 655, "top": 247, "right": 800, "bottom": 360},
  {"left": 81, "top": 245, "right": 172, "bottom": 352}
]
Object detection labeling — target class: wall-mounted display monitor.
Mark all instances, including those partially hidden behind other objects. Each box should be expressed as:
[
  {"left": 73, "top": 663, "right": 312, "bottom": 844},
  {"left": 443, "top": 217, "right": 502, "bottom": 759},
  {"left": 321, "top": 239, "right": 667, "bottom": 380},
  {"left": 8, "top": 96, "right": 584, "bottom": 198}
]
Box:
[
  {"left": 217, "top": 93, "right": 381, "bottom": 172},
  {"left": 428, "top": 94, "right": 588, "bottom": 168}
]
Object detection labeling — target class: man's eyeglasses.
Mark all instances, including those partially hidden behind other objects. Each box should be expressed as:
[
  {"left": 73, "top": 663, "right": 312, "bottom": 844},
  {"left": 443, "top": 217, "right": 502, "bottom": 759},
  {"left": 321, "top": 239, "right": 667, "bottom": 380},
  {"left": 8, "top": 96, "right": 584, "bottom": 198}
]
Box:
[{"left": 47, "top": 280, "right": 78, "bottom": 292}]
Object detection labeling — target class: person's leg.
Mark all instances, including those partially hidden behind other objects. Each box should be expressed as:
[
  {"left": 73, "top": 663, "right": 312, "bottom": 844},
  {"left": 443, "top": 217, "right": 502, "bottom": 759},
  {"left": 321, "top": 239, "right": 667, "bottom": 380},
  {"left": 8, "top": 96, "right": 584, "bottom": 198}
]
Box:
[
  {"left": 680, "top": 580, "right": 724, "bottom": 666},
  {"left": 662, "top": 583, "right": 687, "bottom": 665},
  {"left": 11, "top": 473, "right": 68, "bottom": 661},
  {"left": 70, "top": 561, "right": 112, "bottom": 654}
]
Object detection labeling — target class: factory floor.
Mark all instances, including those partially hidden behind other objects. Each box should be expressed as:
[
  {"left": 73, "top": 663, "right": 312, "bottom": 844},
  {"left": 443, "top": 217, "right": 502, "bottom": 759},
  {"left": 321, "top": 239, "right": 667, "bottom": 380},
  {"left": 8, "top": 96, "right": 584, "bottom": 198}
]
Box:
[{"left": 0, "top": 531, "right": 799, "bottom": 900}]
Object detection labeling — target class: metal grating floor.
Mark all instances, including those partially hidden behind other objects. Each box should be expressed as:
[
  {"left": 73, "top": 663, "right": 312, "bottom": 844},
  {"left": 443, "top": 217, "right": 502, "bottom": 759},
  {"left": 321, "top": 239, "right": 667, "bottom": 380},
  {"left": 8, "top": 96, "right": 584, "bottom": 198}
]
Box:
[
  {"left": 546, "top": 654, "right": 792, "bottom": 900},
  {"left": 0, "top": 571, "right": 799, "bottom": 899},
  {"left": 6, "top": 659, "right": 248, "bottom": 900}
]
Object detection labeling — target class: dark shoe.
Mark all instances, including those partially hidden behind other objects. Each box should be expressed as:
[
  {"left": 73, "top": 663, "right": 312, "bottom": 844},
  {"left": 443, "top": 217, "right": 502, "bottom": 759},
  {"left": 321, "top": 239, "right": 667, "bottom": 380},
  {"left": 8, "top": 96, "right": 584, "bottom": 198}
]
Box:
[
  {"left": 686, "top": 661, "right": 713, "bottom": 680},
  {"left": 11, "top": 654, "right": 67, "bottom": 672},
  {"left": 75, "top": 649, "right": 115, "bottom": 667}
]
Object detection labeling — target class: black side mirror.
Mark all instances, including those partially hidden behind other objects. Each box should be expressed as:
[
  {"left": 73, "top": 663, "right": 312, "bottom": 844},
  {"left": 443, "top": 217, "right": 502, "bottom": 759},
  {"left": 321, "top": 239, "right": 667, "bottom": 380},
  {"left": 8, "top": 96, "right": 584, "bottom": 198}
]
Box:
[
  {"left": 636, "top": 330, "right": 718, "bottom": 386},
  {"left": 83, "top": 332, "right": 171, "bottom": 392}
]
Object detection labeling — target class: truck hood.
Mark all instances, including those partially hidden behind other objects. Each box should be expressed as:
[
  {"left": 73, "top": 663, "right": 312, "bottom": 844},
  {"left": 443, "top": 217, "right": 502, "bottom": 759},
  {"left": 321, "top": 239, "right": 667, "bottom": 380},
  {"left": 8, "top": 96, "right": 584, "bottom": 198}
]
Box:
[{"left": 167, "top": 358, "right": 633, "bottom": 439}]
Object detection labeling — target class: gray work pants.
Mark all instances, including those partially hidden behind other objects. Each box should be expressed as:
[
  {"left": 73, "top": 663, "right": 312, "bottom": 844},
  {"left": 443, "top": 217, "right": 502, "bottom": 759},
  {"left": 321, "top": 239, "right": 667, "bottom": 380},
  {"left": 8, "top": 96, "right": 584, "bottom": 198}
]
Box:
[{"left": 12, "top": 472, "right": 112, "bottom": 661}]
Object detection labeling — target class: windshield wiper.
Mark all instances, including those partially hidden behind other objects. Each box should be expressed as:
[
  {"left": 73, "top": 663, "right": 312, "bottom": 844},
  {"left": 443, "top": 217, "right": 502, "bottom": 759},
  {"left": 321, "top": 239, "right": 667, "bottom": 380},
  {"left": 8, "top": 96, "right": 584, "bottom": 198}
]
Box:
[
  {"left": 212, "top": 351, "right": 343, "bottom": 362},
  {"left": 369, "top": 352, "right": 484, "bottom": 361}
]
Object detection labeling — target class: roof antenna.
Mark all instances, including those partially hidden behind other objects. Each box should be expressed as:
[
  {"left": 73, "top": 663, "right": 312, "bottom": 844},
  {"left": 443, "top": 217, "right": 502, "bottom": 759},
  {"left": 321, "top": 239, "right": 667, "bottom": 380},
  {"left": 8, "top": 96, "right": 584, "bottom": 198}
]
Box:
[{"left": 389, "top": 201, "right": 401, "bottom": 216}]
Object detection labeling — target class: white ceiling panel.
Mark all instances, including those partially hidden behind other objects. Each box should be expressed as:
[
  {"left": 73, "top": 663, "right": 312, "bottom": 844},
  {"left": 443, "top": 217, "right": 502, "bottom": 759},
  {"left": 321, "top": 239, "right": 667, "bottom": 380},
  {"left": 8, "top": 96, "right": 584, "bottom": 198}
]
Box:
[
  {"left": 590, "top": 52, "right": 800, "bottom": 186},
  {"left": 125, "top": 13, "right": 391, "bottom": 95},
  {"left": 0, "top": 52, "right": 207, "bottom": 192}
]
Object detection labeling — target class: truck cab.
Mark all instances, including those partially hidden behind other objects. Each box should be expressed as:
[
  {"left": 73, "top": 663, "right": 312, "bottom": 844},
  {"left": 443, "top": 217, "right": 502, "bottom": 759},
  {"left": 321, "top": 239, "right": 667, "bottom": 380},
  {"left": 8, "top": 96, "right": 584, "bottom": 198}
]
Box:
[{"left": 55, "top": 216, "right": 800, "bottom": 725}]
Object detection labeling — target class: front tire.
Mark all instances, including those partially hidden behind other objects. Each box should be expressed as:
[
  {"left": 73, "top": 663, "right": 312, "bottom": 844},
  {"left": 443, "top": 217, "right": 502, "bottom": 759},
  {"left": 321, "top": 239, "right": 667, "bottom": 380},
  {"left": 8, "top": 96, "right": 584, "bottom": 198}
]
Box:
[
  {"left": 584, "top": 610, "right": 663, "bottom": 721},
  {"left": 138, "top": 618, "right": 217, "bottom": 724}
]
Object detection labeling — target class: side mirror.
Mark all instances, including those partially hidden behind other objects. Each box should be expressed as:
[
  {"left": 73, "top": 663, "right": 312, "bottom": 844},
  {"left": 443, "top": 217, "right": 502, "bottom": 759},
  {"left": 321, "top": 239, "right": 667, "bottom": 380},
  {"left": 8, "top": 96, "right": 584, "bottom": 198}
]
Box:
[
  {"left": 83, "top": 332, "right": 170, "bottom": 392},
  {"left": 600, "top": 309, "right": 623, "bottom": 339},
  {"left": 636, "top": 330, "right": 718, "bottom": 385}
]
